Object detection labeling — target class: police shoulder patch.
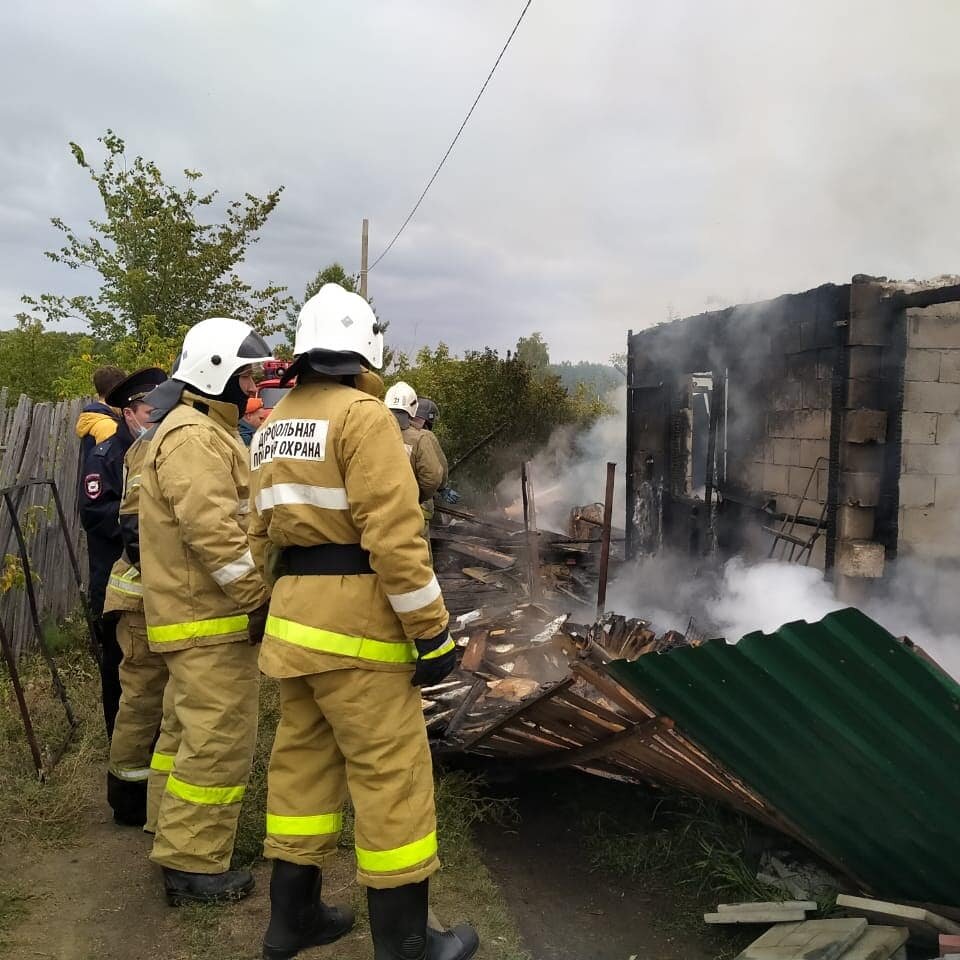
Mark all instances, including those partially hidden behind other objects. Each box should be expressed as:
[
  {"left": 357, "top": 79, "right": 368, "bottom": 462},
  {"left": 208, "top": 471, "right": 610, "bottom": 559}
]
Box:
[{"left": 84, "top": 474, "right": 102, "bottom": 499}]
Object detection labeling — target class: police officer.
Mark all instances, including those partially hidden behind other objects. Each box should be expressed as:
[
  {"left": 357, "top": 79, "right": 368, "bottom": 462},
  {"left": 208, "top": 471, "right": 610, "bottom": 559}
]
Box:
[
  {"left": 79, "top": 367, "right": 167, "bottom": 740},
  {"left": 249, "top": 284, "right": 479, "bottom": 960},
  {"left": 385, "top": 381, "right": 447, "bottom": 551},
  {"left": 138, "top": 317, "right": 272, "bottom": 906}
]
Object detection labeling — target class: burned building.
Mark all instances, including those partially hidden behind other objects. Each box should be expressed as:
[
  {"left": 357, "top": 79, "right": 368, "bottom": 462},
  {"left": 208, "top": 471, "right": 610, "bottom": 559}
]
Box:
[{"left": 625, "top": 274, "right": 960, "bottom": 602}]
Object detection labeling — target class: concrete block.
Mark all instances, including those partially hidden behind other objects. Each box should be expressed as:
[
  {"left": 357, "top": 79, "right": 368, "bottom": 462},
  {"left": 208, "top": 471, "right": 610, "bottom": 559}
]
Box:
[
  {"left": 842, "top": 444, "right": 884, "bottom": 475},
  {"left": 768, "top": 410, "right": 795, "bottom": 439},
  {"left": 800, "top": 438, "right": 830, "bottom": 468},
  {"left": 787, "top": 354, "right": 818, "bottom": 381},
  {"left": 902, "top": 442, "right": 960, "bottom": 475},
  {"left": 842, "top": 471, "right": 880, "bottom": 506},
  {"left": 836, "top": 572, "right": 873, "bottom": 607},
  {"left": 904, "top": 348, "right": 941, "bottom": 382},
  {"left": 899, "top": 507, "right": 953, "bottom": 554},
  {"left": 836, "top": 539, "right": 885, "bottom": 579},
  {"left": 848, "top": 345, "right": 884, "bottom": 380},
  {"left": 904, "top": 380, "right": 960, "bottom": 415},
  {"left": 940, "top": 349, "right": 960, "bottom": 384},
  {"left": 837, "top": 894, "right": 960, "bottom": 945},
  {"left": 844, "top": 409, "right": 887, "bottom": 444},
  {"left": 937, "top": 415, "right": 960, "bottom": 445},
  {"left": 846, "top": 377, "right": 884, "bottom": 409},
  {"left": 774, "top": 379, "right": 803, "bottom": 412},
  {"left": 817, "top": 349, "right": 834, "bottom": 380},
  {"left": 762, "top": 463, "right": 789, "bottom": 494},
  {"left": 735, "top": 918, "right": 868, "bottom": 960},
  {"left": 935, "top": 475, "right": 960, "bottom": 509},
  {"left": 838, "top": 505, "right": 874, "bottom": 540},
  {"left": 773, "top": 438, "right": 800, "bottom": 466},
  {"left": 788, "top": 465, "right": 821, "bottom": 498},
  {"left": 901, "top": 411, "right": 938, "bottom": 444},
  {"left": 795, "top": 409, "right": 830, "bottom": 440},
  {"left": 838, "top": 926, "right": 908, "bottom": 960},
  {"left": 898, "top": 475, "right": 936, "bottom": 509},
  {"left": 849, "top": 283, "right": 887, "bottom": 346},
  {"left": 907, "top": 304, "right": 960, "bottom": 349},
  {"left": 803, "top": 376, "right": 831, "bottom": 410}
]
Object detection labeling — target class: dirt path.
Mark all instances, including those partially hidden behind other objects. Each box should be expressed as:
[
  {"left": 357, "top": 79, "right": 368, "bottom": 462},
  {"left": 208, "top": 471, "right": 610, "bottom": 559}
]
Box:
[{"left": 474, "top": 771, "right": 715, "bottom": 960}]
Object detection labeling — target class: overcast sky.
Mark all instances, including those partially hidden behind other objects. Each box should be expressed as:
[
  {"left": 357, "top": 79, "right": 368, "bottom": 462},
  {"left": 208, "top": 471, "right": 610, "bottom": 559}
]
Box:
[{"left": 1, "top": 1, "right": 958, "bottom": 363}]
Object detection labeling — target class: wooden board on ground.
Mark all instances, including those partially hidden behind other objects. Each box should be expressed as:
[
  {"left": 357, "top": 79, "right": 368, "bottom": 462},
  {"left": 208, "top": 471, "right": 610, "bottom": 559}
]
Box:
[
  {"left": 836, "top": 895, "right": 960, "bottom": 945},
  {"left": 447, "top": 541, "right": 516, "bottom": 569},
  {"left": 837, "top": 926, "right": 908, "bottom": 960},
  {"left": 717, "top": 901, "right": 817, "bottom": 915},
  {"left": 735, "top": 918, "right": 867, "bottom": 960},
  {"left": 706, "top": 908, "right": 809, "bottom": 924}
]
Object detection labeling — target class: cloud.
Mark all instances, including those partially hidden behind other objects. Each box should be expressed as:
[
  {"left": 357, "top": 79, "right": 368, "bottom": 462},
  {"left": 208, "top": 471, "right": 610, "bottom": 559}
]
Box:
[{"left": 1, "top": 0, "right": 959, "bottom": 362}]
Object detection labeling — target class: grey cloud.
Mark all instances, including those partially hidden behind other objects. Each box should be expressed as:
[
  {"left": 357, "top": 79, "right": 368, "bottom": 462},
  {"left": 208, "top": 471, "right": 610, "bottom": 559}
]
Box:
[{"left": 1, "top": 0, "right": 959, "bottom": 364}]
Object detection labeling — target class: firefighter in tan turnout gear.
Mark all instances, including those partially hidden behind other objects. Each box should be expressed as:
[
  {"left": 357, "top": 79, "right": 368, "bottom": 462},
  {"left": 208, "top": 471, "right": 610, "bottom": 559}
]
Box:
[
  {"left": 138, "top": 317, "right": 272, "bottom": 906},
  {"left": 101, "top": 367, "right": 169, "bottom": 827},
  {"left": 248, "top": 283, "right": 479, "bottom": 960},
  {"left": 385, "top": 381, "right": 448, "bottom": 548}
]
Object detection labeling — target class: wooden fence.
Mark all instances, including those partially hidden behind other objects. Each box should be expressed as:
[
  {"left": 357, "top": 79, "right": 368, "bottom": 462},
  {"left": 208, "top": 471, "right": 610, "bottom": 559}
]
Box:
[{"left": 0, "top": 390, "right": 88, "bottom": 658}]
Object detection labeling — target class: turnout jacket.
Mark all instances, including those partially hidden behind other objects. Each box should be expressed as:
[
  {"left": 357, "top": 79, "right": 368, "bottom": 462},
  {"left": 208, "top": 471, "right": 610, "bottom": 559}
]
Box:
[
  {"left": 102, "top": 435, "right": 149, "bottom": 617},
  {"left": 138, "top": 391, "right": 269, "bottom": 652},
  {"left": 79, "top": 421, "right": 136, "bottom": 616},
  {"left": 248, "top": 377, "right": 449, "bottom": 678},
  {"left": 400, "top": 423, "right": 448, "bottom": 507}
]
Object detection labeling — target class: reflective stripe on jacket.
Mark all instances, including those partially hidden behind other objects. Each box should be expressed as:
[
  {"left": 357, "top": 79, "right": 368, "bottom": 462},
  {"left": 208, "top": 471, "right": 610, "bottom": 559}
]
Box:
[
  {"left": 248, "top": 377, "right": 449, "bottom": 677},
  {"left": 139, "top": 392, "right": 268, "bottom": 652}
]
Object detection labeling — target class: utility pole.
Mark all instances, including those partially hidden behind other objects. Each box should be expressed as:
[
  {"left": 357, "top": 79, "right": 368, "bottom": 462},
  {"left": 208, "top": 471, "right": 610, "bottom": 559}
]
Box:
[{"left": 360, "top": 218, "right": 369, "bottom": 300}]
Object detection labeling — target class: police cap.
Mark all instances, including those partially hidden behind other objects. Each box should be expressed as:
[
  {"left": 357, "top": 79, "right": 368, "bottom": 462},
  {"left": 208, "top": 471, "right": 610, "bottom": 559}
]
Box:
[{"left": 105, "top": 367, "right": 168, "bottom": 410}]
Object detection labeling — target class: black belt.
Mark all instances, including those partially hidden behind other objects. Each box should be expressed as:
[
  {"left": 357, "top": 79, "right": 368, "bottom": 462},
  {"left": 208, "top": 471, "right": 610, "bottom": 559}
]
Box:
[{"left": 279, "top": 543, "right": 373, "bottom": 576}]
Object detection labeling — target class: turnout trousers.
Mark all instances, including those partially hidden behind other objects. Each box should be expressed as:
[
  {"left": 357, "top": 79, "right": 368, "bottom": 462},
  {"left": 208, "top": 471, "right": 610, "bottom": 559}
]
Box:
[
  {"left": 108, "top": 612, "right": 167, "bottom": 786},
  {"left": 263, "top": 668, "right": 440, "bottom": 889},
  {"left": 149, "top": 641, "right": 259, "bottom": 873}
]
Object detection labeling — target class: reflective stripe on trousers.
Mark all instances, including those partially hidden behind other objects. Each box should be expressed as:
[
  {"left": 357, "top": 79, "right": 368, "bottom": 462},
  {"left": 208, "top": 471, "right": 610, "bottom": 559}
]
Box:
[
  {"left": 266, "top": 811, "right": 343, "bottom": 836},
  {"left": 166, "top": 774, "right": 245, "bottom": 806},
  {"left": 151, "top": 751, "right": 176, "bottom": 773},
  {"left": 266, "top": 615, "right": 417, "bottom": 664},
  {"left": 147, "top": 614, "right": 249, "bottom": 644},
  {"left": 356, "top": 830, "right": 439, "bottom": 874}
]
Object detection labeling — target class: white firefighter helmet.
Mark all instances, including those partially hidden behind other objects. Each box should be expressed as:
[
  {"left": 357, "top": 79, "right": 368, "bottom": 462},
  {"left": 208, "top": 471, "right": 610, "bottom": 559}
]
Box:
[
  {"left": 174, "top": 318, "right": 273, "bottom": 395},
  {"left": 293, "top": 284, "right": 383, "bottom": 372},
  {"left": 384, "top": 381, "right": 418, "bottom": 417}
]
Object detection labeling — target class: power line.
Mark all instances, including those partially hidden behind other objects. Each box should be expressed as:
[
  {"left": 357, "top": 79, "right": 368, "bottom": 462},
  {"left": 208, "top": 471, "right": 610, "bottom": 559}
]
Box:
[{"left": 369, "top": 0, "right": 533, "bottom": 271}]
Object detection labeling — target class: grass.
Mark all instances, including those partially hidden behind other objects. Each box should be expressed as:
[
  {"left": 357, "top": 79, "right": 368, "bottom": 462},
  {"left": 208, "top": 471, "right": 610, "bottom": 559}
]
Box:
[
  {"left": 0, "top": 882, "right": 30, "bottom": 948},
  {"left": 1, "top": 625, "right": 528, "bottom": 959},
  {"left": 583, "top": 793, "right": 796, "bottom": 959},
  {"left": 0, "top": 623, "right": 105, "bottom": 848}
]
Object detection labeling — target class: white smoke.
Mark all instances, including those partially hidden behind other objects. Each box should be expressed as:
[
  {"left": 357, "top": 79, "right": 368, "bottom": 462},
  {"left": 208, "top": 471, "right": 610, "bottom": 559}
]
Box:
[{"left": 497, "top": 386, "right": 626, "bottom": 533}]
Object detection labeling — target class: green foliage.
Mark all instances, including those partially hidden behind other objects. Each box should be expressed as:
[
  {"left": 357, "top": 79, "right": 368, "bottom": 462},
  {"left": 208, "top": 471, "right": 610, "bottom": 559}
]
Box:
[
  {"left": 0, "top": 320, "right": 86, "bottom": 402},
  {"left": 514, "top": 332, "right": 550, "bottom": 379},
  {"left": 392, "top": 343, "right": 606, "bottom": 491},
  {"left": 20, "top": 129, "right": 291, "bottom": 349},
  {"left": 550, "top": 360, "right": 623, "bottom": 398}
]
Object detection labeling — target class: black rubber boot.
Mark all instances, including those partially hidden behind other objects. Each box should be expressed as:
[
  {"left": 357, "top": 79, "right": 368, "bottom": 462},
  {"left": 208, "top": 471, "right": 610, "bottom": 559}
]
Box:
[
  {"left": 162, "top": 867, "right": 254, "bottom": 906},
  {"left": 107, "top": 772, "right": 147, "bottom": 827},
  {"left": 368, "top": 881, "right": 479, "bottom": 960},
  {"left": 262, "top": 860, "right": 354, "bottom": 960}
]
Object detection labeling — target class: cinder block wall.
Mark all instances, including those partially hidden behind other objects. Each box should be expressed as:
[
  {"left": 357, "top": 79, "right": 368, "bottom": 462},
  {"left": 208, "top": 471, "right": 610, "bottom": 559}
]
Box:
[
  {"left": 898, "top": 302, "right": 960, "bottom": 559},
  {"left": 730, "top": 303, "right": 835, "bottom": 568}
]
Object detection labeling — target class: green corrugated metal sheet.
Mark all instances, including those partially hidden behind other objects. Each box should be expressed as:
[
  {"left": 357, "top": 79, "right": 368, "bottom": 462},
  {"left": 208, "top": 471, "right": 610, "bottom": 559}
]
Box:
[{"left": 607, "top": 607, "right": 960, "bottom": 906}]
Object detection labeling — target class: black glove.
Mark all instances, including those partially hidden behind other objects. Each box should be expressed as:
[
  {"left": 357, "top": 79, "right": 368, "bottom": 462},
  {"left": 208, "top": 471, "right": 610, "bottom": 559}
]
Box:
[
  {"left": 411, "top": 629, "right": 457, "bottom": 687},
  {"left": 247, "top": 602, "right": 270, "bottom": 645}
]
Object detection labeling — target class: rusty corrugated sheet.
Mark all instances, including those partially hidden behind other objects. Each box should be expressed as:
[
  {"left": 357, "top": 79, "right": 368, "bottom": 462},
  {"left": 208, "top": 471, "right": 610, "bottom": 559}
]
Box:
[{"left": 606, "top": 608, "right": 960, "bottom": 906}]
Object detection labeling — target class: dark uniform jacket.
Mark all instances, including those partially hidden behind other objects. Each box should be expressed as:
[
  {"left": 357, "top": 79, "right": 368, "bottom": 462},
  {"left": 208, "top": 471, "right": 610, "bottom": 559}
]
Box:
[{"left": 79, "top": 421, "right": 137, "bottom": 616}]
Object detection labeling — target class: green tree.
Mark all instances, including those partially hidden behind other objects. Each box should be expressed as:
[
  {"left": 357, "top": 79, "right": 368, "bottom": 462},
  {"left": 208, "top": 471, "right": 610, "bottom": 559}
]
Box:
[
  {"left": 0, "top": 320, "right": 87, "bottom": 402},
  {"left": 20, "top": 130, "right": 291, "bottom": 349},
  {"left": 515, "top": 332, "right": 550, "bottom": 379},
  {"left": 391, "top": 344, "right": 605, "bottom": 492}
]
